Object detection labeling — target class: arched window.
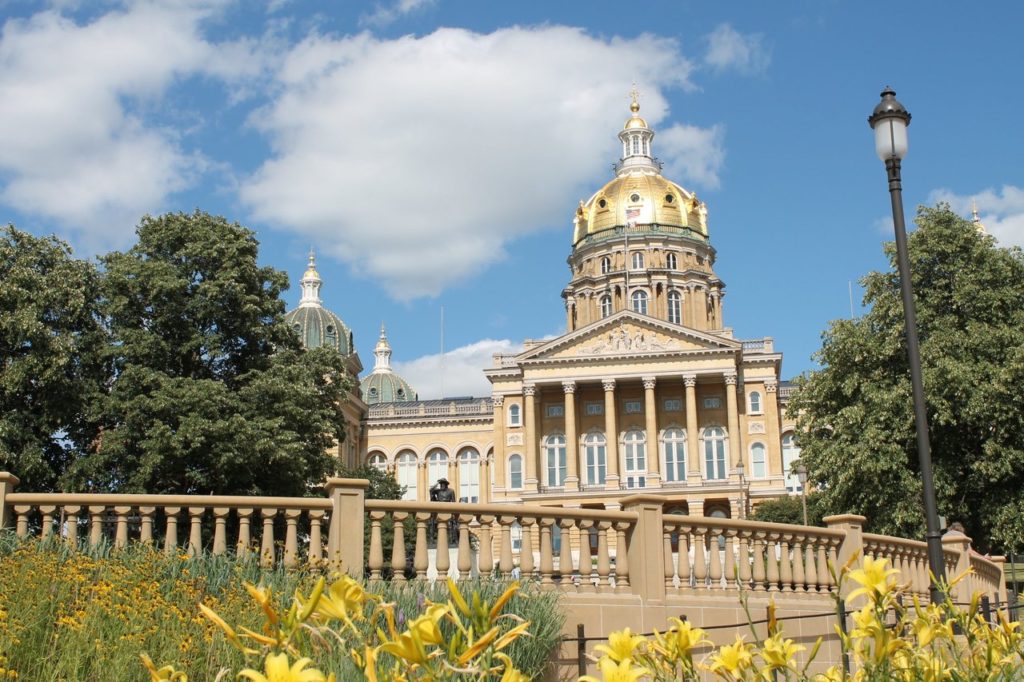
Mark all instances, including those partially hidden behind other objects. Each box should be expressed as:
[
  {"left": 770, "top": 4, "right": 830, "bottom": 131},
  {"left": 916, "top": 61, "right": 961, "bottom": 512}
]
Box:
[
  {"left": 750, "top": 443, "right": 766, "bottom": 479},
  {"left": 622, "top": 429, "right": 646, "bottom": 489},
  {"left": 583, "top": 431, "right": 607, "bottom": 486},
  {"left": 396, "top": 451, "right": 418, "bottom": 500},
  {"left": 667, "top": 290, "right": 682, "bottom": 325},
  {"left": 702, "top": 427, "right": 727, "bottom": 480},
  {"left": 662, "top": 428, "right": 687, "bottom": 483},
  {"left": 544, "top": 434, "right": 567, "bottom": 488},
  {"left": 508, "top": 454, "right": 523, "bottom": 489},
  {"left": 427, "top": 449, "right": 448, "bottom": 487},
  {"left": 600, "top": 295, "right": 612, "bottom": 318},
  {"left": 508, "top": 404, "right": 521, "bottom": 427},
  {"left": 782, "top": 433, "right": 802, "bottom": 493},
  {"left": 631, "top": 136, "right": 639, "bottom": 155},
  {"left": 367, "top": 452, "right": 387, "bottom": 472},
  {"left": 749, "top": 391, "right": 762, "bottom": 414},
  {"left": 600, "top": 256, "right": 611, "bottom": 274},
  {"left": 666, "top": 252, "right": 677, "bottom": 270},
  {"left": 458, "top": 447, "right": 480, "bottom": 502},
  {"left": 631, "top": 252, "right": 645, "bottom": 270},
  {"left": 631, "top": 290, "right": 649, "bottom": 315}
]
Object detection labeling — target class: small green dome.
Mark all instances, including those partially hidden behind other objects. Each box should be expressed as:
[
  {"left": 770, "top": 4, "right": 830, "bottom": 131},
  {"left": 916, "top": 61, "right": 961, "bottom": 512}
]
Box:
[
  {"left": 360, "top": 323, "right": 417, "bottom": 404},
  {"left": 284, "top": 251, "right": 354, "bottom": 355}
]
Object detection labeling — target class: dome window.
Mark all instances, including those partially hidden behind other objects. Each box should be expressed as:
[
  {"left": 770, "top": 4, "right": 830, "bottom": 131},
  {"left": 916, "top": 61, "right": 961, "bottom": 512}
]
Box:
[
  {"left": 665, "top": 194, "right": 674, "bottom": 203},
  {"left": 630, "top": 193, "right": 640, "bottom": 203},
  {"left": 600, "top": 256, "right": 611, "bottom": 274},
  {"left": 326, "top": 325, "right": 334, "bottom": 334},
  {"left": 666, "top": 253, "right": 678, "bottom": 270},
  {"left": 292, "top": 323, "right": 301, "bottom": 331},
  {"left": 631, "top": 252, "right": 645, "bottom": 270},
  {"left": 598, "top": 198, "right": 607, "bottom": 209},
  {"left": 369, "top": 388, "right": 377, "bottom": 396},
  {"left": 397, "top": 388, "right": 405, "bottom": 397}
]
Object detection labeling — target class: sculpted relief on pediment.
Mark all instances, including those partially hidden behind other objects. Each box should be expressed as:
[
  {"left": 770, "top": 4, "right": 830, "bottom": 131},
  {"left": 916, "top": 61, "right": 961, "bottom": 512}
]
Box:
[{"left": 555, "top": 323, "right": 698, "bottom": 357}]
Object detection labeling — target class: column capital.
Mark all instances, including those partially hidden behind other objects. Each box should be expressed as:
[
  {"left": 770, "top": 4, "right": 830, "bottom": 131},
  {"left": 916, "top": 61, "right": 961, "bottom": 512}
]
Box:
[
  {"left": 642, "top": 376, "right": 656, "bottom": 390},
  {"left": 523, "top": 383, "right": 537, "bottom": 397},
  {"left": 602, "top": 378, "right": 616, "bottom": 392},
  {"left": 723, "top": 371, "right": 738, "bottom": 386},
  {"left": 491, "top": 394, "right": 505, "bottom": 407},
  {"left": 764, "top": 379, "right": 778, "bottom": 393},
  {"left": 683, "top": 374, "right": 697, "bottom": 388},
  {"left": 562, "top": 380, "right": 577, "bottom": 394}
]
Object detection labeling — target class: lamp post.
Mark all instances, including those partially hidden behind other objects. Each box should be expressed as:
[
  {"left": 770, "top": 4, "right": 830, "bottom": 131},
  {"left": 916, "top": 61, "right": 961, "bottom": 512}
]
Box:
[
  {"left": 796, "top": 463, "right": 809, "bottom": 526},
  {"left": 735, "top": 461, "right": 747, "bottom": 519},
  {"left": 868, "top": 86, "right": 946, "bottom": 603}
]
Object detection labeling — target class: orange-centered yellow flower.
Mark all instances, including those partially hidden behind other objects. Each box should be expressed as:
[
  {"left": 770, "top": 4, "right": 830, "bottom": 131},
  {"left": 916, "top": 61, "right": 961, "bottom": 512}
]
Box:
[{"left": 237, "top": 653, "right": 327, "bottom": 682}]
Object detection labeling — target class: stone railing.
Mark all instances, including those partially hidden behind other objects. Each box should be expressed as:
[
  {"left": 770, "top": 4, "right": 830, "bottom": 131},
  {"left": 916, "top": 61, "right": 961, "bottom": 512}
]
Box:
[{"left": 0, "top": 472, "right": 1008, "bottom": 609}]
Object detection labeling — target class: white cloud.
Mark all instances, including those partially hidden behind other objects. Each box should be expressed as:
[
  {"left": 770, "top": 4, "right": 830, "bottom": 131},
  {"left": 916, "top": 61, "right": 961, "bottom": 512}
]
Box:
[
  {"left": 360, "top": 0, "right": 435, "bottom": 28},
  {"left": 0, "top": 3, "right": 269, "bottom": 249},
  {"left": 242, "top": 26, "right": 720, "bottom": 298},
  {"left": 704, "top": 23, "right": 770, "bottom": 75},
  {"left": 872, "top": 215, "right": 894, "bottom": 236},
  {"left": 393, "top": 338, "right": 523, "bottom": 399},
  {"left": 658, "top": 122, "right": 726, "bottom": 190},
  {"left": 927, "top": 185, "right": 1024, "bottom": 248}
]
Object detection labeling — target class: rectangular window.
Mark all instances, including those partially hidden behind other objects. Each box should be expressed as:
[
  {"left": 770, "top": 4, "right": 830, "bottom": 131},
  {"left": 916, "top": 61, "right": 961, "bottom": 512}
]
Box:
[
  {"left": 585, "top": 402, "right": 604, "bottom": 416},
  {"left": 703, "top": 397, "right": 722, "bottom": 409},
  {"left": 624, "top": 400, "right": 643, "bottom": 414},
  {"left": 663, "top": 398, "right": 682, "bottom": 412},
  {"left": 546, "top": 404, "right": 564, "bottom": 418}
]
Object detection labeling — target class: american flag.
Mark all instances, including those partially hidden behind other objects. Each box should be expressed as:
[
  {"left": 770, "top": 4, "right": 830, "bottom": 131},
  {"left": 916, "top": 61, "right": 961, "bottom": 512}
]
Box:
[{"left": 626, "top": 207, "right": 640, "bottom": 226}]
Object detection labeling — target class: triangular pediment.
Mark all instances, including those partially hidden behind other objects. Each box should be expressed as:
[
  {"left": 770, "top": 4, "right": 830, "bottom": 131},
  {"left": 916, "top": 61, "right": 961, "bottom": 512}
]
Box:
[{"left": 518, "top": 311, "right": 739, "bottom": 362}]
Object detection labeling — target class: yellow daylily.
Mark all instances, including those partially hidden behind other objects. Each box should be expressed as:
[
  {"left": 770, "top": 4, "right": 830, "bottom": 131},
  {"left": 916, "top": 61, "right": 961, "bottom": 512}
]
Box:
[
  {"left": 303, "top": 576, "right": 370, "bottom": 626},
  {"left": 580, "top": 656, "right": 649, "bottom": 682},
  {"left": 707, "top": 636, "right": 754, "bottom": 679},
  {"left": 140, "top": 653, "right": 189, "bottom": 681},
  {"left": 237, "top": 652, "right": 327, "bottom": 682},
  {"left": 377, "top": 604, "right": 448, "bottom": 666},
  {"left": 760, "top": 632, "right": 805, "bottom": 670},
  {"left": 594, "top": 628, "right": 647, "bottom": 662},
  {"left": 243, "top": 583, "right": 279, "bottom": 625},
  {"left": 654, "top": 618, "right": 708, "bottom": 660},
  {"left": 846, "top": 556, "right": 899, "bottom": 605},
  {"left": 814, "top": 665, "right": 845, "bottom": 681}
]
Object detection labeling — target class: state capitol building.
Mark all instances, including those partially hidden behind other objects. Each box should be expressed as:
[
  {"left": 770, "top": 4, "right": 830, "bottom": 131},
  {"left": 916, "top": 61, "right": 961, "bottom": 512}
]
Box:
[{"left": 285, "top": 95, "right": 803, "bottom": 522}]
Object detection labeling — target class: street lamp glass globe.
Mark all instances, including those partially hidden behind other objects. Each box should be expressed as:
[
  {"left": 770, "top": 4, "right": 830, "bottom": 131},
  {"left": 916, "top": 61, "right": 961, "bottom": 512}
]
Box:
[{"left": 874, "top": 117, "right": 908, "bottom": 161}]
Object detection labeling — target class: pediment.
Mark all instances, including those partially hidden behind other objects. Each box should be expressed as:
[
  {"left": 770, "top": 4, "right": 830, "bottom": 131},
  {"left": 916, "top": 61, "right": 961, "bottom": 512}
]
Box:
[{"left": 518, "top": 311, "right": 739, "bottom": 362}]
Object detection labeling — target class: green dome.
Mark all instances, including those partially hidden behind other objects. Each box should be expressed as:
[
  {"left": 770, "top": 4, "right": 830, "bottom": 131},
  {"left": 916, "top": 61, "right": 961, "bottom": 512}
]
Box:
[
  {"left": 285, "top": 305, "right": 353, "bottom": 355},
  {"left": 360, "top": 324, "right": 417, "bottom": 404}
]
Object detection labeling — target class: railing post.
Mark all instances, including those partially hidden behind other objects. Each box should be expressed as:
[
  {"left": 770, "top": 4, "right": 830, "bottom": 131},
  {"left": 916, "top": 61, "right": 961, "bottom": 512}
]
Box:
[
  {"left": 824, "top": 514, "right": 866, "bottom": 600},
  {"left": 622, "top": 493, "right": 665, "bottom": 603},
  {"left": 325, "top": 477, "right": 370, "bottom": 577},
  {"left": 0, "top": 472, "right": 19, "bottom": 530},
  {"left": 942, "top": 532, "right": 973, "bottom": 606}
]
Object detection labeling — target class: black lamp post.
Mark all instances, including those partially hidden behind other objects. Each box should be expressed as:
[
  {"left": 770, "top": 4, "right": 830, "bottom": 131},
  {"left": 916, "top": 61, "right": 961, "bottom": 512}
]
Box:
[{"left": 868, "top": 86, "right": 946, "bottom": 603}]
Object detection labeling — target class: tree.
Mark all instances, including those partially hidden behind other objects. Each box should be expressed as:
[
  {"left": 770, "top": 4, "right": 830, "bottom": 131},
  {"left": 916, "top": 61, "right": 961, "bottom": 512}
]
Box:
[
  {"left": 751, "top": 492, "right": 824, "bottom": 527},
  {"left": 0, "top": 226, "right": 105, "bottom": 490},
  {"left": 791, "top": 204, "right": 1024, "bottom": 553},
  {"left": 66, "top": 211, "right": 352, "bottom": 496}
]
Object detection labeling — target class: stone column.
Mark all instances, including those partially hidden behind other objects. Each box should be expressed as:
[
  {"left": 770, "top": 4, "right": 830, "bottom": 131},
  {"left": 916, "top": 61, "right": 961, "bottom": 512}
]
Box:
[
  {"left": 603, "top": 379, "right": 620, "bottom": 490},
  {"left": 724, "top": 371, "right": 741, "bottom": 469},
  {"left": 642, "top": 376, "right": 661, "bottom": 488},
  {"left": 683, "top": 286, "right": 694, "bottom": 327},
  {"left": 684, "top": 375, "right": 701, "bottom": 483},
  {"left": 523, "top": 384, "right": 539, "bottom": 493},
  {"left": 563, "top": 381, "right": 579, "bottom": 491},
  {"left": 491, "top": 395, "right": 506, "bottom": 495},
  {"left": 763, "top": 380, "right": 782, "bottom": 477}
]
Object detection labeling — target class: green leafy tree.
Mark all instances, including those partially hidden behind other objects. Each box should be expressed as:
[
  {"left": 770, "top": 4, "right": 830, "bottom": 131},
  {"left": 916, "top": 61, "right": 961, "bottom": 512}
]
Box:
[
  {"left": 791, "top": 204, "right": 1024, "bottom": 553},
  {"left": 0, "top": 226, "right": 105, "bottom": 490},
  {"left": 751, "top": 492, "right": 824, "bottom": 527},
  {"left": 66, "top": 211, "right": 351, "bottom": 496}
]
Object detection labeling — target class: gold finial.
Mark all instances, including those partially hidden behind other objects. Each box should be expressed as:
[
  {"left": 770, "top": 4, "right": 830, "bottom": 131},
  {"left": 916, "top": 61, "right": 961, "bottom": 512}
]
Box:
[
  {"left": 308, "top": 247, "right": 316, "bottom": 266},
  {"left": 629, "top": 83, "right": 640, "bottom": 113},
  {"left": 380, "top": 321, "right": 387, "bottom": 338}
]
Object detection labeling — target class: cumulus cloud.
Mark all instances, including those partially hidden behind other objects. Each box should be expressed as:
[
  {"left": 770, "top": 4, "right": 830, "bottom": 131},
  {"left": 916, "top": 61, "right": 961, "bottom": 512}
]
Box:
[
  {"left": 872, "top": 215, "right": 894, "bottom": 236},
  {"left": 0, "top": 2, "right": 268, "bottom": 249},
  {"left": 659, "top": 122, "right": 726, "bottom": 190},
  {"left": 704, "top": 23, "right": 770, "bottom": 75},
  {"left": 393, "top": 338, "right": 523, "bottom": 399},
  {"left": 242, "top": 26, "right": 720, "bottom": 298},
  {"left": 360, "top": 0, "right": 435, "bottom": 28},
  {"left": 927, "top": 185, "right": 1024, "bottom": 248}
]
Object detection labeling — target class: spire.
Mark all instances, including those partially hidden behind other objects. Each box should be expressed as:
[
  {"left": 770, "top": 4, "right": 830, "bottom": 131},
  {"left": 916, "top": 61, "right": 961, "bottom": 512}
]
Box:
[
  {"left": 299, "top": 249, "right": 323, "bottom": 307},
  {"left": 617, "top": 85, "right": 658, "bottom": 175},
  {"left": 971, "top": 199, "right": 987, "bottom": 233},
  {"left": 374, "top": 322, "right": 393, "bottom": 371}
]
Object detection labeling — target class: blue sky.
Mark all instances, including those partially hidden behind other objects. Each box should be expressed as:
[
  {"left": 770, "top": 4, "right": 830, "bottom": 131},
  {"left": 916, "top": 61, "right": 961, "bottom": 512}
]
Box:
[{"left": 2, "top": 1, "right": 1022, "bottom": 398}]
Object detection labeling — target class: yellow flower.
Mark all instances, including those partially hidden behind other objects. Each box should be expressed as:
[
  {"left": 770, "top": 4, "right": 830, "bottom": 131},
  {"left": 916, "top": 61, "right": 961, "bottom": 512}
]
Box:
[
  {"left": 140, "top": 653, "right": 189, "bottom": 681},
  {"left": 594, "top": 628, "right": 647, "bottom": 663},
  {"left": 237, "top": 653, "right": 326, "bottom": 682},
  {"left": 654, "top": 618, "right": 708, "bottom": 660},
  {"left": 304, "top": 576, "right": 369, "bottom": 626},
  {"left": 580, "top": 657, "right": 649, "bottom": 682},
  {"left": 707, "top": 637, "right": 754, "bottom": 679},
  {"left": 377, "top": 604, "right": 447, "bottom": 665},
  {"left": 846, "top": 556, "right": 899, "bottom": 605},
  {"left": 814, "top": 665, "right": 845, "bottom": 681},
  {"left": 760, "top": 632, "right": 805, "bottom": 670}
]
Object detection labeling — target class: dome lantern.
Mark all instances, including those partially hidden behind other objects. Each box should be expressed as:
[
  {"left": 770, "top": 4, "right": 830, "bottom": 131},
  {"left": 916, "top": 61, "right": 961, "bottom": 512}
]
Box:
[
  {"left": 360, "top": 322, "right": 417, "bottom": 404},
  {"left": 299, "top": 249, "right": 322, "bottom": 308},
  {"left": 373, "top": 323, "right": 393, "bottom": 371},
  {"left": 617, "top": 86, "right": 658, "bottom": 174}
]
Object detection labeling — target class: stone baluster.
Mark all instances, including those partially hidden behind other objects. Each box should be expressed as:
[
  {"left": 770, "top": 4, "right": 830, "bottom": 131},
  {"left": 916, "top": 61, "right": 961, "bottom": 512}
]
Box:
[
  {"left": 692, "top": 528, "right": 708, "bottom": 589},
  {"left": 596, "top": 521, "right": 612, "bottom": 590},
  {"left": 283, "top": 509, "right": 300, "bottom": 568},
  {"left": 188, "top": 507, "right": 204, "bottom": 557},
  {"left": 559, "top": 518, "right": 575, "bottom": 587},
  {"left": 212, "top": 508, "right": 229, "bottom": 555},
  {"left": 751, "top": 533, "right": 767, "bottom": 590},
  {"left": 791, "top": 536, "right": 805, "bottom": 592},
  {"left": 708, "top": 530, "right": 723, "bottom": 589},
  {"left": 367, "top": 510, "right": 385, "bottom": 580},
  {"left": 738, "top": 532, "right": 752, "bottom": 590},
  {"left": 724, "top": 533, "right": 737, "bottom": 588},
  {"left": 778, "top": 534, "right": 794, "bottom": 592},
  {"left": 765, "top": 533, "right": 781, "bottom": 591},
  {"left": 114, "top": 506, "right": 131, "bottom": 549},
  {"left": 519, "top": 517, "right": 535, "bottom": 579},
  {"left": 538, "top": 518, "right": 555, "bottom": 586},
  {"left": 391, "top": 511, "right": 408, "bottom": 583},
  {"left": 164, "top": 507, "right": 180, "bottom": 554},
  {"left": 236, "top": 508, "right": 253, "bottom": 556},
  {"left": 457, "top": 514, "right": 473, "bottom": 580},
  {"left": 138, "top": 506, "right": 154, "bottom": 545},
  {"left": 89, "top": 505, "right": 105, "bottom": 548},
  {"left": 614, "top": 520, "right": 631, "bottom": 591},
  {"left": 828, "top": 541, "right": 840, "bottom": 590},
  {"left": 677, "top": 527, "right": 691, "bottom": 591},
  {"left": 40, "top": 505, "right": 55, "bottom": 539},
  {"left": 499, "top": 516, "right": 515, "bottom": 577},
  {"left": 436, "top": 513, "right": 451, "bottom": 578},
  {"left": 309, "top": 510, "right": 325, "bottom": 566},
  {"left": 260, "top": 509, "right": 277, "bottom": 568},
  {"left": 578, "top": 519, "right": 595, "bottom": 592},
  {"left": 478, "top": 515, "right": 495, "bottom": 578},
  {"left": 664, "top": 526, "right": 677, "bottom": 593},
  {"left": 14, "top": 506, "right": 30, "bottom": 538},
  {"left": 816, "top": 540, "right": 830, "bottom": 592},
  {"left": 414, "top": 513, "right": 430, "bottom": 580},
  {"left": 804, "top": 538, "right": 818, "bottom": 592}
]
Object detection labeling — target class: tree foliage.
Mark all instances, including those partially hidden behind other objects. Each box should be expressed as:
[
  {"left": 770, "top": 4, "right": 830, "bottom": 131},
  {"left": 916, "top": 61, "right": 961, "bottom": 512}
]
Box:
[
  {"left": 0, "top": 227, "right": 106, "bottom": 490},
  {"left": 751, "top": 492, "right": 824, "bottom": 527},
  {"left": 791, "top": 204, "right": 1024, "bottom": 552}
]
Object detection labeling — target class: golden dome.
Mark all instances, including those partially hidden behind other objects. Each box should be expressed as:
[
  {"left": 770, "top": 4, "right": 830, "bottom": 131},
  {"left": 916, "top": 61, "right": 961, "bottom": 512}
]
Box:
[
  {"left": 573, "top": 173, "right": 707, "bottom": 245},
  {"left": 623, "top": 115, "right": 649, "bottom": 130}
]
